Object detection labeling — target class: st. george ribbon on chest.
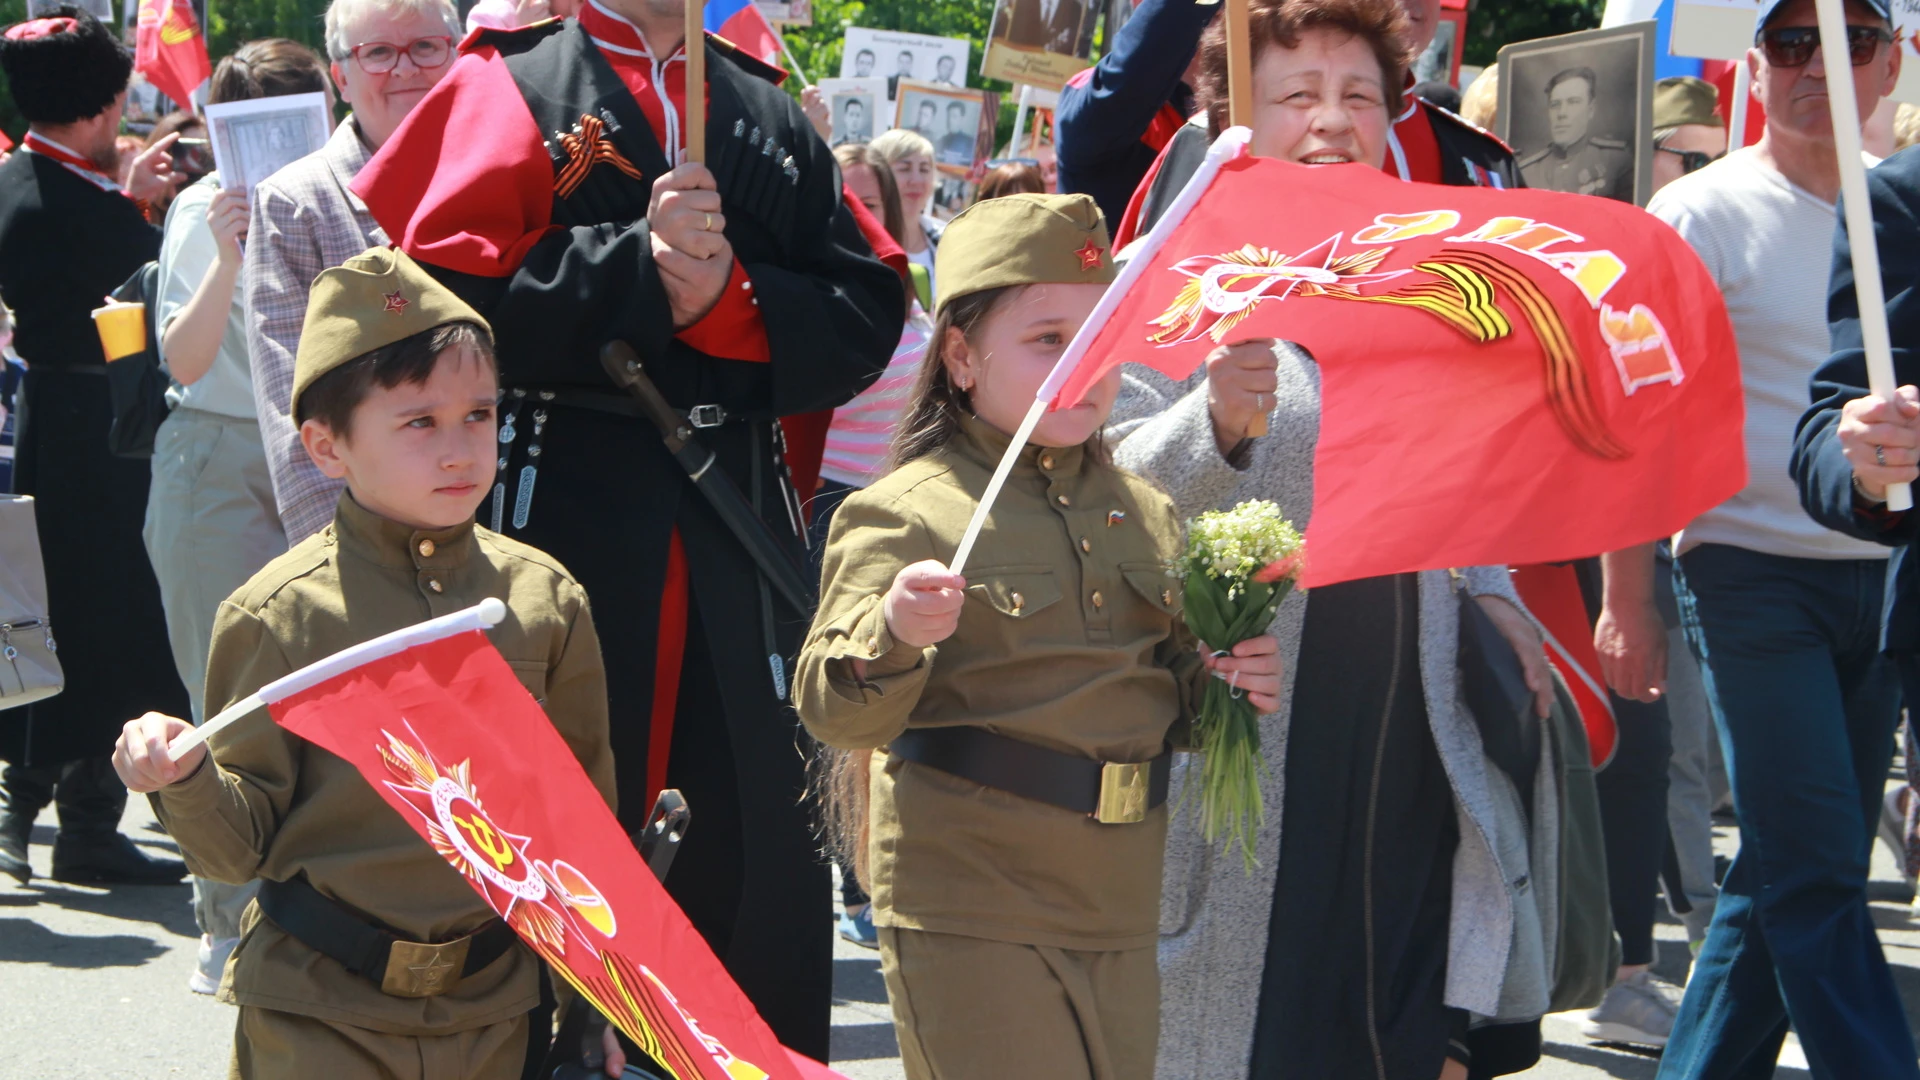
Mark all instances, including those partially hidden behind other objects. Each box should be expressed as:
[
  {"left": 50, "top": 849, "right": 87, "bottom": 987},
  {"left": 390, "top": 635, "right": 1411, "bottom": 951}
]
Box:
[{"left": 540, "top": 106, "right": 805, "bottom": 244}]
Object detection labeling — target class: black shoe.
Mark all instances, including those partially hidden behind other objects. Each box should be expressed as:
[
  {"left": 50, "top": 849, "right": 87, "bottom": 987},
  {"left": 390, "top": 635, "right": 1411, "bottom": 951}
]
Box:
[
  {"left": 0, "top": 812, "right": 31, "bottom": 885},
  {"left": 50, "top": 831, "right": 186, "bottom": 885}
]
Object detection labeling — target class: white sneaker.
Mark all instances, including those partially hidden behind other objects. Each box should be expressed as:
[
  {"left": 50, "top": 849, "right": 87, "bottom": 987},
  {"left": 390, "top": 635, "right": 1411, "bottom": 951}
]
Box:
[
  {"left": 189, "top": 933, "right": 239, "bottom": 995},
  {"left": 1580, "top": 969, "right": 1680, "bottom": 1048},
  {"left": 1881, "top": 787, "right": 1917, "bottom": 894}
]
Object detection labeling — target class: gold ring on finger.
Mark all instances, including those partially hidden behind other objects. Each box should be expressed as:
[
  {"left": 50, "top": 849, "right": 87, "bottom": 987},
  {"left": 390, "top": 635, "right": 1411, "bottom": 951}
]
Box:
[{"left": 704, "top": 212, "right": 714, "bottom": 231}]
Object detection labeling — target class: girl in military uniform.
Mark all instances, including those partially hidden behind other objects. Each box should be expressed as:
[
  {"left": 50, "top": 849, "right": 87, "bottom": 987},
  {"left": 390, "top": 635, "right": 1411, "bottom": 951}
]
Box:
[{"left": 795, "top": 192, "right": 1281, "bottom": 1080}]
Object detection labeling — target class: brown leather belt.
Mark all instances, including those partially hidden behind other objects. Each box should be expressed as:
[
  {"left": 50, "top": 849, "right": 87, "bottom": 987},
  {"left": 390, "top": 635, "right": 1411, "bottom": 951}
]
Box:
[
  {"left": 888, "top": 727, "right": 1171, "bottom": 825},
  {"left": 257, "top": 876, "right": 518, "bottom": 998}
]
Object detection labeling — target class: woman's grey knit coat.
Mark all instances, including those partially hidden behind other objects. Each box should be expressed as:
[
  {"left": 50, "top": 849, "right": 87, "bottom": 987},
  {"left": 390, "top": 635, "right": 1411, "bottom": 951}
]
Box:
[{"left": 1109, "top": 343, "right": 1562, "bottom": 1080}]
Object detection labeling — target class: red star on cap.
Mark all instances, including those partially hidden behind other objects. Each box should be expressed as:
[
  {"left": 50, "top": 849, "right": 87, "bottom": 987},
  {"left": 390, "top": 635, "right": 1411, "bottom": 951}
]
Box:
[
  {"left": 383, "top": 290, "right": 410, "bottom": 315},
  {"left": 1076, "top": 238, "right": 1106, "bottom": 272}
]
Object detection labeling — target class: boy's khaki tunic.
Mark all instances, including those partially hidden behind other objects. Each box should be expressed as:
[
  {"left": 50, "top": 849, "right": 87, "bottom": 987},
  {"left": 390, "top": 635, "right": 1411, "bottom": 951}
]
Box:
[
  {"left": 797, "top": 415, "right": 1204, "bottom": 1080},
  {"left": 153, "top": 493, "right": 614, "bottom": 1077}
]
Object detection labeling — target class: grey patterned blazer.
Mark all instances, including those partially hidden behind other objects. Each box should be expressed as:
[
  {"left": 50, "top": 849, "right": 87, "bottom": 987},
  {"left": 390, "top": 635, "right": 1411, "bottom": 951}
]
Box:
[
  {"left": 243, "top": 119, "right": 387, "bottom": 545},
  {"left": 1108, "top": 342, "right": 1560, "bottom": 1080}
]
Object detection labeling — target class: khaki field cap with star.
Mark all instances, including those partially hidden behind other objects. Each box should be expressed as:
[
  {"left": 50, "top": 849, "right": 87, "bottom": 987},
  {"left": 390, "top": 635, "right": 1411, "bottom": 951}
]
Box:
[
  {"left": 292, "top": 245, "right": 492, "bottom": 418},
  {"left": 1653, "top": 76, "right": 1721, "bottom": 130},
  {"left": 933, "top": 192, "right": 1116, "bottom": 314}
]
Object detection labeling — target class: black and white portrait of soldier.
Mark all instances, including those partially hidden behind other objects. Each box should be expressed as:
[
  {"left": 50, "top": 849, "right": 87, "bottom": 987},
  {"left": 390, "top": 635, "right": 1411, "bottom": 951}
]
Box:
[
  {"left": 937, "top": 100, "right": 977, "bottom": 166},
  {"left": 834, "top": 94, "right": 872, "bottom": 146},
  {"left": 1499, "top": 22, "right": 1653, "bottom": 206},
  {"left": 1006, "top": 0, "right": 1085, "bottom": 55}
]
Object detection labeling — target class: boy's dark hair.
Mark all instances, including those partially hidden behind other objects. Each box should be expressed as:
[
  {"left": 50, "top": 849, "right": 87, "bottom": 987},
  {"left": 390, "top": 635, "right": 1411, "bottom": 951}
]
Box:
[
  {"left": 0, "top": 6, "right": 133, "bottom": 125},
  {"left": 296, "top": 320, "right": 496, "bottom": 434}
]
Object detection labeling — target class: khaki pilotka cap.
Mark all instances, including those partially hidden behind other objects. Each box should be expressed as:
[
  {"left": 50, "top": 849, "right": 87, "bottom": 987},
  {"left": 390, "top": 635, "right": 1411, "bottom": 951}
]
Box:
[
  {"left": 292, "top": 246, "right": 492, "bottom": 419},
  {"left": 933, "top": 193, "right": 1117, "bottom": 314},
  {"left": 1653, "top": 76, "right": 1721, "bottom": 130}
]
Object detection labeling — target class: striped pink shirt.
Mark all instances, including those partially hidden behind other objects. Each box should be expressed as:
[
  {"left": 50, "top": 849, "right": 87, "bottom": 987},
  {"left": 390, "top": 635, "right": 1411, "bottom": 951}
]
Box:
[{"left": 820, "top": 303, "right": 934, "bottom": 487}]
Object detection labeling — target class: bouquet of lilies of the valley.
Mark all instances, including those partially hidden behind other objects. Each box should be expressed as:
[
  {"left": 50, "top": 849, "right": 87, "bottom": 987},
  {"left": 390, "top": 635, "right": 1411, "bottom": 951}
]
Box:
[{"left": 1177, "top": 500, "right": 1306, "bottom": 869}]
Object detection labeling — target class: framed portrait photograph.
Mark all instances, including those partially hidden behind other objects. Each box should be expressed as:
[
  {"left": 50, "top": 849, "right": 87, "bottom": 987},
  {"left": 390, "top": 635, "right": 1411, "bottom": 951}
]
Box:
[
  {"left": 1498, "top": 21, "right": 1656, "bottom": 207},
  {"left": 840, "top": 27, "right": 971, "bottom": 107},
  {"left": 819, "top": 77, "right": 887, "bottom": 147},
  {"left": 895, "top": 80, "right": 996, "bottom": 178},
  {"left": 204, "top": 92, "right": 332, "bottom": 194},
  {"left": 1412, "top": 7, "right": 1466, "bottom": 87},
  {"left": 981, "top": 0, "right": 1098, "bottom": 91}
]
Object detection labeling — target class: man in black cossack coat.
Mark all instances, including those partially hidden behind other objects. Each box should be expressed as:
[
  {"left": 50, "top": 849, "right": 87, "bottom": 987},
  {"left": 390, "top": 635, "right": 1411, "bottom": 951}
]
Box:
[
  {"left": 0, "top": 6, "right": 191, "bottom": 888},
  {"left": 354, "top": 0, "right": 902, "bottom": 1057}
]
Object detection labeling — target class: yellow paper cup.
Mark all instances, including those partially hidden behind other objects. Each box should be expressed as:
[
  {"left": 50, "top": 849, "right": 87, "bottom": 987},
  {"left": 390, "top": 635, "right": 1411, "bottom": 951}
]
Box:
[{"left": 92, "top": 301, "right": 146, "bottom": 362}]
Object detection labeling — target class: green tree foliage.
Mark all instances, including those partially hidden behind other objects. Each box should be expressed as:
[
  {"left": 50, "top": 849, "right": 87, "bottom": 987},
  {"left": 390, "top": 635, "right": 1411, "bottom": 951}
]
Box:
[
  {"left": 1463, "top": 0, "right": 1605, "bottom": 67},
  {"left": 205, "top": 0, "right": 328, "bottom": 59},
  {"left": 0, "top": 0, "right": 26, "bottom": 141}
]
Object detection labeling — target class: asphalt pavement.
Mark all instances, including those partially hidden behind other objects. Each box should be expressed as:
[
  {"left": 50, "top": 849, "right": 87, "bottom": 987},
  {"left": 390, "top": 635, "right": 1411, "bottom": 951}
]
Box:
[{"left": 7, "top": 786, "right": 1920, "bottom": 1079}]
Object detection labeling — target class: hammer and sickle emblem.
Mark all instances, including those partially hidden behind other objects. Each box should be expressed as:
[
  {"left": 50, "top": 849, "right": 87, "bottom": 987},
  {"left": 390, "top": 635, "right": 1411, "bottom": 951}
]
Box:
[{"left": 454, "top": 812, "right": 515, "bottom": 871}]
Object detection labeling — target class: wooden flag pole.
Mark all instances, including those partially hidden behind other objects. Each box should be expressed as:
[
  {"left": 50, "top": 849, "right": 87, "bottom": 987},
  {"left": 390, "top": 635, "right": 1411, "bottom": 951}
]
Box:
[
  {"left": 684, "top": 0, "right": 706, "bottom": 164},
  {"left": 1222, "top": 0, "right": 1268, "bottom": 438},
  {"left": 1814, "top": 0, "right": 1910, "bottom": 509},
  {"left": 1223, "top": 0, "right": 1253, "bottom": 129}
]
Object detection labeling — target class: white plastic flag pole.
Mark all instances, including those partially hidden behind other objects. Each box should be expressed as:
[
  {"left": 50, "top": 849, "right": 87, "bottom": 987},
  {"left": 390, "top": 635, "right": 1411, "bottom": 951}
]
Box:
[
  {"left": 1011, "top": 84, "right": 1034, "bottom": 159},
  {"left": 947, "top": 128, "right": 1254, "bottom": 576},
  {"left": 1726, "top": 61, "right": 1751, "bottom": 152},
  {"left": 166, "top": 598, "right": 509, "bottom": 762},
  {"left": 777, "top": 30, "right": 812, "bottom": 90},
  {"left": 1815, "top": 0, "right": 1910, "bottom": 510}
]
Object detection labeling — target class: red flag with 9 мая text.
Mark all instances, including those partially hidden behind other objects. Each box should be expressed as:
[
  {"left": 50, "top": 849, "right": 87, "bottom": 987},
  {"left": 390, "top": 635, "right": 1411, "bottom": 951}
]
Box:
[
  {"left": 270, "top": 629, "right": 839, "bottom": 1080},
  {"left": 1064, "top": 152, "right": 1746, "bottom": 588}
]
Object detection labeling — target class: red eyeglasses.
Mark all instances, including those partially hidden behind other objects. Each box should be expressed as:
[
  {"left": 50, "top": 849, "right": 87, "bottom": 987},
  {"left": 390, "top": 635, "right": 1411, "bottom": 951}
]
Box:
[
  {"left": 1759, "top": 24, "right": 1894, "bottom": 68},
  {"left": 347, "top": 35, "right": 453, "bottom": 75}
]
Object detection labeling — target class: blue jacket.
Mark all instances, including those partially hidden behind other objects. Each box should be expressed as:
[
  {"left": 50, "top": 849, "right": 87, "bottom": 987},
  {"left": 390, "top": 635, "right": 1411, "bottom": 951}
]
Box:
[
  {"left": 1792, "top": 145, "right": 1920, "bottom": 651},
  {"left": 1055, "top": 0, "right": 1212, "bottom": 227}
]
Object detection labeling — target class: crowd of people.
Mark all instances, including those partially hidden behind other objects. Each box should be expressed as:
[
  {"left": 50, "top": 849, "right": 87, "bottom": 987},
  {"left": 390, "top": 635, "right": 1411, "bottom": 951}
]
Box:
[{"left": 4, "top": 0, "right": 1920, "bottom": 1077}]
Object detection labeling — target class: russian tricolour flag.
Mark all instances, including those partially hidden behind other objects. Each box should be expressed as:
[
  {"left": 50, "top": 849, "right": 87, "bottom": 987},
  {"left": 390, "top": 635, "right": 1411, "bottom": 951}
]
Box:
[{"left": 706, "top": 0, "right": 783, "bottom": 67}]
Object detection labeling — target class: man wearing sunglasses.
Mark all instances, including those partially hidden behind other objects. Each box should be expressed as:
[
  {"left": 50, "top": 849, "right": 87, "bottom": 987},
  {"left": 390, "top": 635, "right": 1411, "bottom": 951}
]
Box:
[
  {"left": 1650, "top": 75, "right": 1727, "bottom": 195},
  {"left": 1645, "top": 2, "right": 1914, "bottom": 1078}
]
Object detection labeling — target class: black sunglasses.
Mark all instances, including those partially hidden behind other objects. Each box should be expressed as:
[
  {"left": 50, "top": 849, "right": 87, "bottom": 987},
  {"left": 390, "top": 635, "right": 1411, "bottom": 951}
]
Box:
[
  {"left": 1656, "top": 145, "right": 1724, "bottom": 175},
  {"left": 1759, "top": 24, "right": 1894, "bottom": 68}
]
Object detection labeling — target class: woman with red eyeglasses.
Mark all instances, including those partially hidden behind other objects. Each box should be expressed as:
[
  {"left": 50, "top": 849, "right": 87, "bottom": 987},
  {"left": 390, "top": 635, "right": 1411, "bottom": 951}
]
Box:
[{"left": 1643, "top": 1, "right": 1915, "bottom": 1078}]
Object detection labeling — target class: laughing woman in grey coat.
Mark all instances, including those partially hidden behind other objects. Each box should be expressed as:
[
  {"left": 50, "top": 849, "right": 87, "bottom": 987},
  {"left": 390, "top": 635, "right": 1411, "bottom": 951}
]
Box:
[
  {"left": 1109, "top": 1, "right": 1565, "bottom": 1077},
  {"left": 1114, "top": 334, "right": 1563, "bottom": 1080}
]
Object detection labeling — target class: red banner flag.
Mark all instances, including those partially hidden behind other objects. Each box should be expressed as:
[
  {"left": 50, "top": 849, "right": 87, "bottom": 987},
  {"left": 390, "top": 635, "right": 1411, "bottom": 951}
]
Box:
[
  {"left": 1053, "top": 131, "right": 1746, "bottom": 587},
  {"left": 134, "top": 0, "right": 211, "bottom": 110},
  {"left": 267, "top": 625, "right": 834, "bottom": 1080}
]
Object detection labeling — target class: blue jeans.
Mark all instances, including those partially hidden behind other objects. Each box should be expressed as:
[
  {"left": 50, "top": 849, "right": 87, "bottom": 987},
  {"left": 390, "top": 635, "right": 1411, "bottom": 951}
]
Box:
[{"left": 1658, "top": 543, "right": 1912, "bottom": 1080}]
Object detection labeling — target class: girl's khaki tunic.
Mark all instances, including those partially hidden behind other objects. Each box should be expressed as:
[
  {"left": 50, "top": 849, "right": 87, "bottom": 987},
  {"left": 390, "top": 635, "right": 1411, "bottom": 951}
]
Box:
[{"left": 796, "top": 414, "right": 1206, "bottom": 1080}]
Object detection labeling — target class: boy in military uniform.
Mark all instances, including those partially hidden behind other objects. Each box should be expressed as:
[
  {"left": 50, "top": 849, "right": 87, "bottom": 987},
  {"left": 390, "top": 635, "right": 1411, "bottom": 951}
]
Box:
[
  {"left": 113, "top": 247, "right": 616, "bottom": 1079},
  {"left": 1520, "top": 66, "right": 1634, "bottom": 201}
]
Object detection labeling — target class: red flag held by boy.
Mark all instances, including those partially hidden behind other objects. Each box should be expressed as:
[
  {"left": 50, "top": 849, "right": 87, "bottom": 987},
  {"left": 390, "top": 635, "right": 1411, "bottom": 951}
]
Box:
[
  {"left": 266, "top": 616, "right": 835, "bottom": 1080},
  {"left": 133, "top": 0, "right": 210, "bottom": 109},
  {"left": 1051, "top": 130, "right": 1746, "bottom": 587}
]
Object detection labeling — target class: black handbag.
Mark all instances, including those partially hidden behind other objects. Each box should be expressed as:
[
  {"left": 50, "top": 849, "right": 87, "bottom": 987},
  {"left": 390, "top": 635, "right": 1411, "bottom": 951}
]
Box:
[
  {"left": 1455, "top": 574, "right": 1541, "bottom": 810},
  {"left": 102, "top": 261, "right": 172, "bottom": 458}
]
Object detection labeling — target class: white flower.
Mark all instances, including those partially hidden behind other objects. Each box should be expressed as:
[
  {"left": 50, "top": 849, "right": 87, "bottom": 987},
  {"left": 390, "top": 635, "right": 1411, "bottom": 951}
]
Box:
[{"left": 1180, "top": 500, "right": 1305, "bottom": 586}]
